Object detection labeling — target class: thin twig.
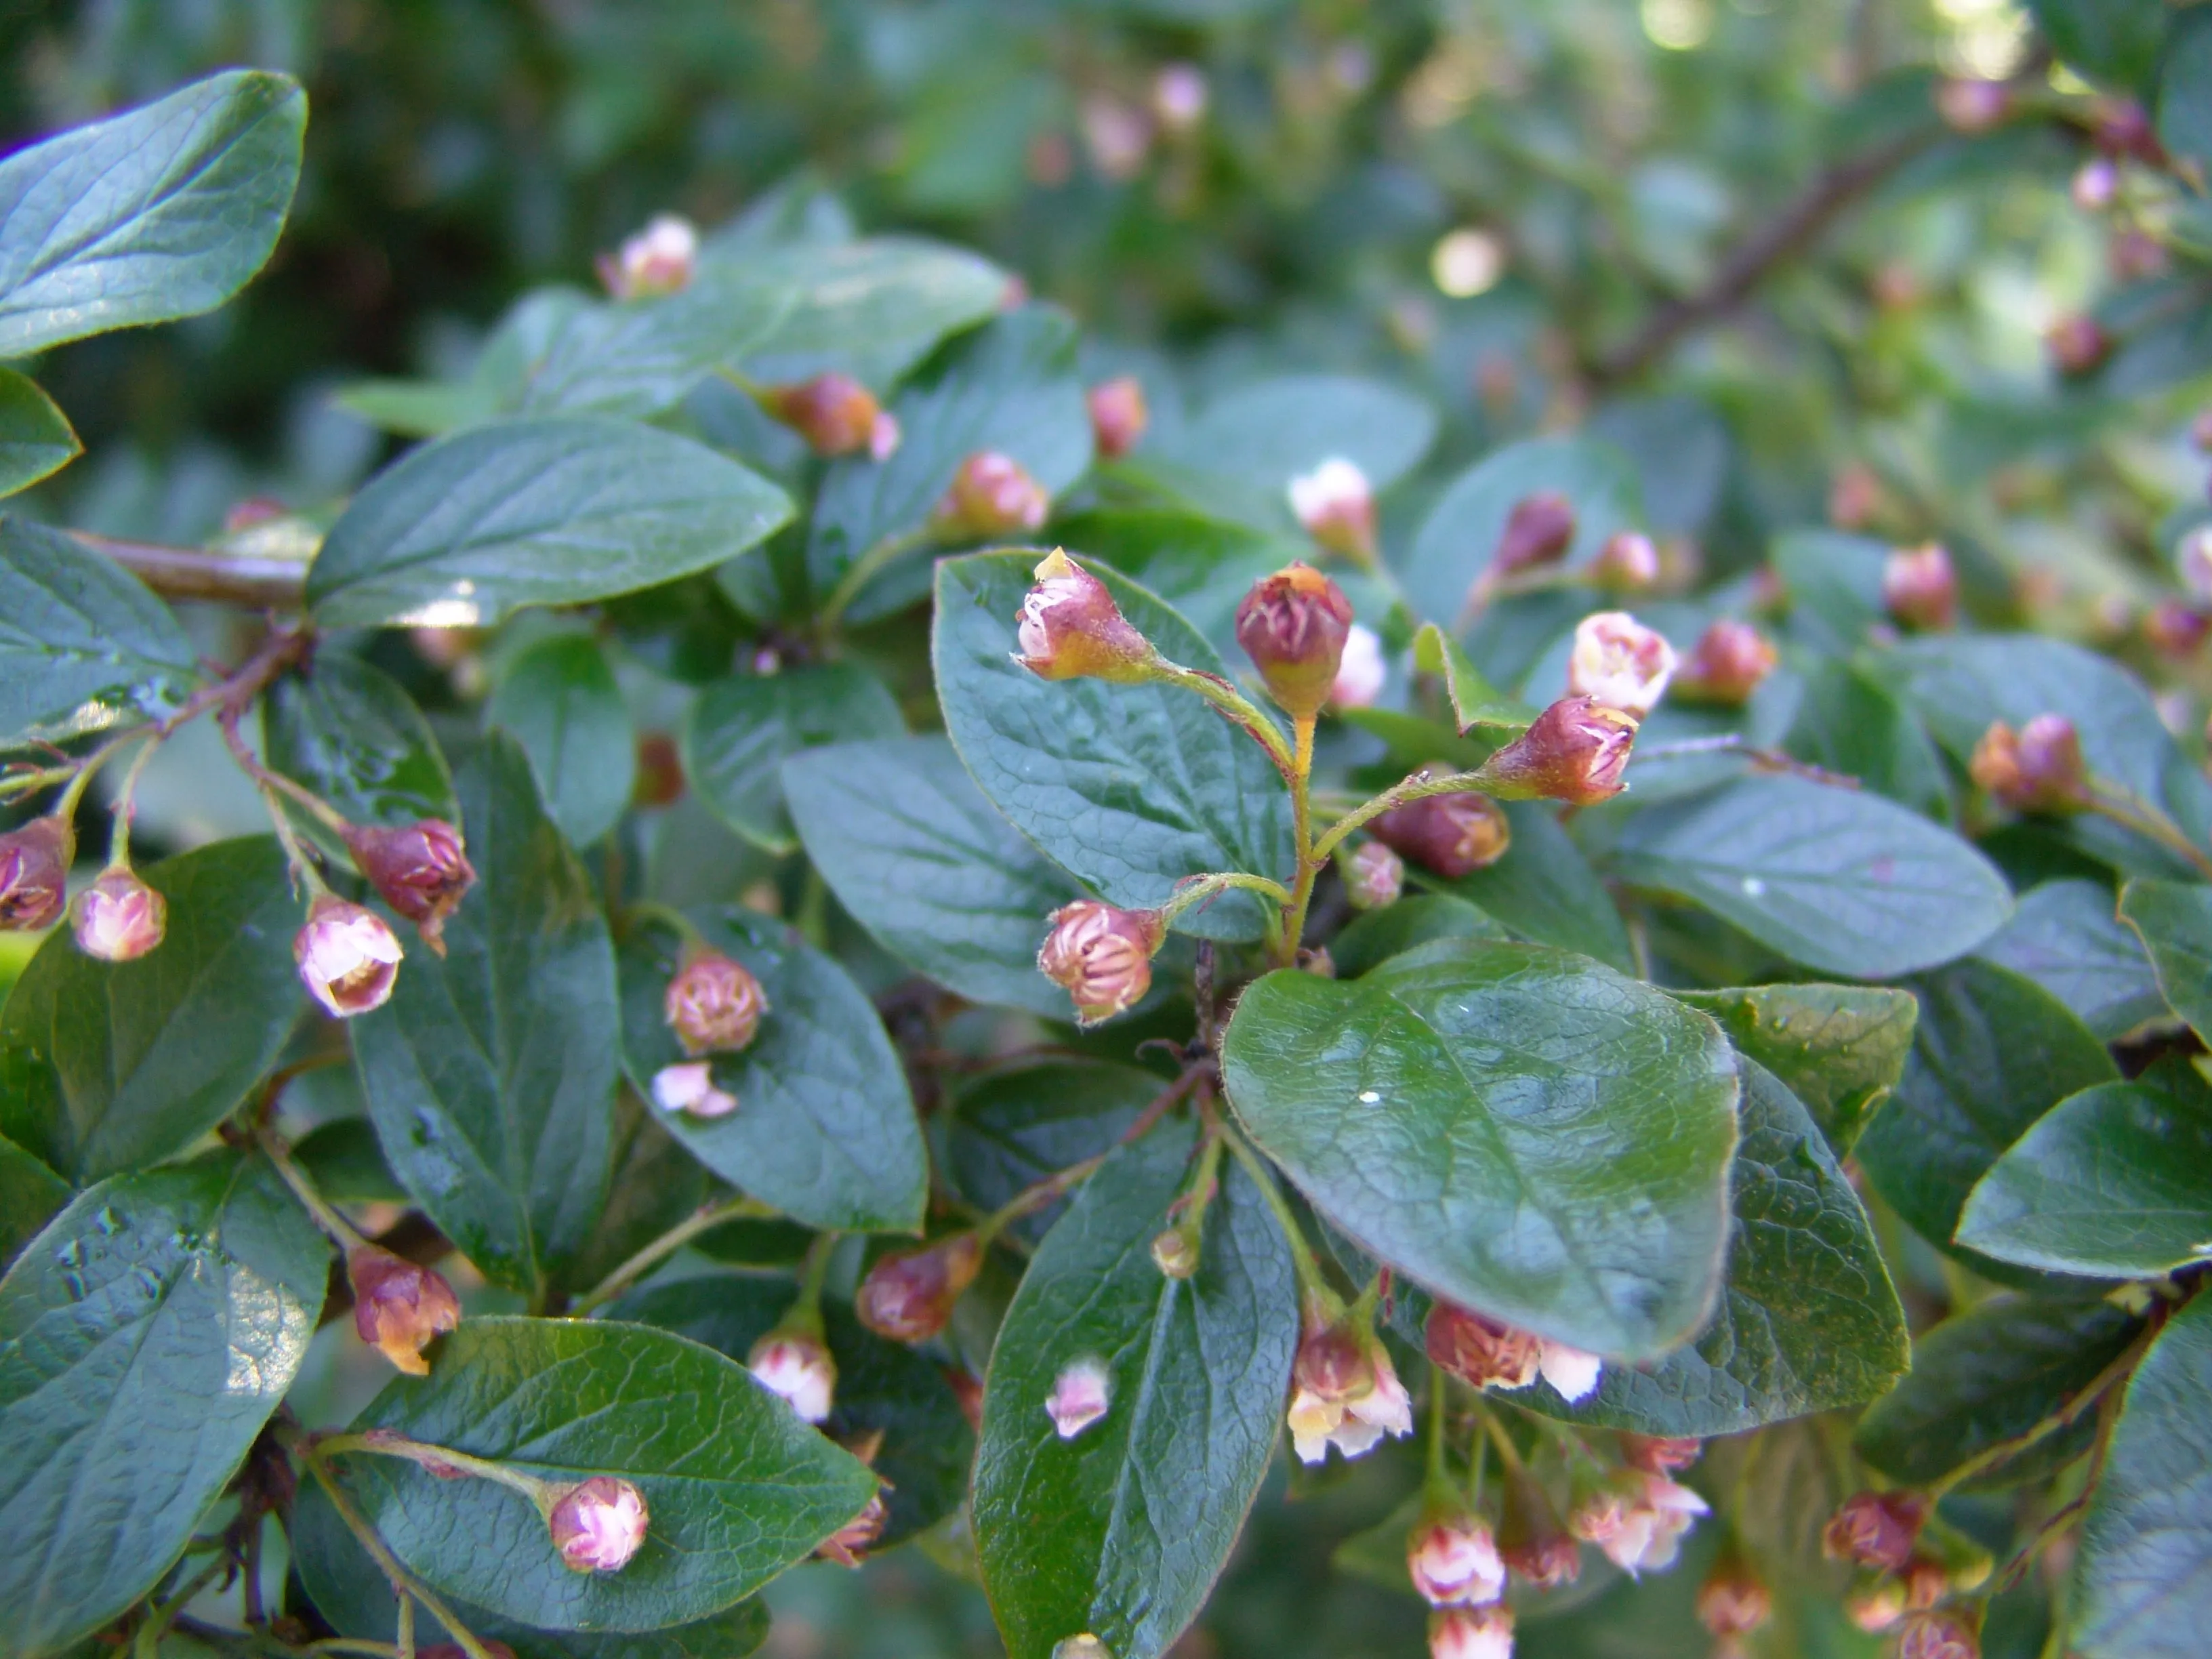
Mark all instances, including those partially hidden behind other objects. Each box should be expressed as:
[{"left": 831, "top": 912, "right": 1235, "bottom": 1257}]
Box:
[
  {"left": 567, "top": 1193, "right": 780, "bottom": 1316},
  {"left": 71, "top": 529, "right": 310, "bottom": 609}
]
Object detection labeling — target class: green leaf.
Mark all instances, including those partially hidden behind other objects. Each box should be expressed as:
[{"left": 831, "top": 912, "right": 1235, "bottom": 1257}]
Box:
[
  {"left": 933, "top": 550, "right": 1294, "bottom": 943},
  {"left": 514, "top": 272, "right": 794, "bottom": 419},
  {"left": 1855, "top": 960, "right": 2119, "bottom": 1273},
  {"left": 617, "top": 907, "right": 926, "bottom": 1233},
  {"left": 1170, "top": 373, "right": 1437, "bottom": 493},
  {"left": 1221, "top": 939, "right": 1740, "bottom": 1359},
  {"left": 264, "top": 652, "right": 457, "bottom": 830},
  {"left": 2072, "top": 1292, "right": 2212, "bottom": 1658},
  {"left": 290, "top": 1116, "right": 405, "bottom": 1206},
  {"left": 351, "top": 735, "right": 618, "bottom": 1296},
  {"left": 0, "top": 70, "right": 305, "bottom": 357},
  {"left": 1521, "top": 1060, "right": 1907, "bottom": 1437},
  {"left": 945, "top": 1059, "right": 1160, "bottom": 1244},
  {"left": 1958, "top": 1061, "right": 2212, "bottom": 1279},
  {"left": 1854, "top": 1294, "right": 2141, "bottom": 1487},
  {"left": 0, "top": 1152, "right": 325, "bottom": 1658},
  {"left": 0, "top": 1132, "right": 67, "bottom": 1269},
  {"left": 781, "top": 735, "right": 1085, "bottom": 1019},
  {"left": 1783, "top": 655, "right": 1952, "bottom": 819},
  {"left": 1412, "top": 800, "right": 1635, "bottom": 972},
  {"left": 485, "top": 633, "right": 636, "bottom": 848},
  {"left": 2117, "top": 878, "right": 2212, "bottom": 1046},
  {"left": 1328, "top": 893, "right": 1509, "bottom": 980},
  {"left": 1982, "top": 878, "right": 2167, "bottom": 1042},
  {"left": 0, "top": 514, "right": 197, "bottom": 740},
  {"left": 0, "top": 836, "right": 300, "bottom": 1182},
  {"left": 2025, "top": 0, "right": 2167, "bottom": 92},
  {"left": 723, "top": 236, "right": 1008, "bottom": 391},
  {"left": 0, "top": 367, "right": 78, "bottom": 498},
  {"left": 1771, "top": 530, "right": 1889, "bottom": 654},
  {"left": 1410, "top": 622, "right": 1536, "bottom": 733},
  {"left": 319, "top": 1316, "right": 876, "bottom": 1633},
  {"left": 973, "top": 1120, "right": 1298, "bottom": 1659},
  {"left": 1672, "top": 983, "right": 1918, "bottom": 1156},
  {"left": 306, "top": 417, "right": 793, "bottom": 630},
  {"left": 2160, "top": 13, "right": 2212, "bottom": 169},
  {"left": 1610, "top": 774, "right": 2013, "bottom": 978},
  {"left": 685, "top": 665, "right": 903, "bottom": 855}
]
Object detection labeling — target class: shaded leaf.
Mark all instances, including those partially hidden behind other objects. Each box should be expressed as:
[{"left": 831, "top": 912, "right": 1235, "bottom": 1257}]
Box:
[
  {"left": 945, "top": 1059, "right": 1160, "bottom": 1244},
  {"left": 724, "top": 236, "right": 1008, "bottom": 391},
  {"left": 1982, "top": 878, "right": 2167, "bottom": 1042},
  {"left": 264, "top": 652, "right": 456, "bottom": 831},
  {"left": 0, "top": 367, "right": 78, "bottom": 499},
  {"left": 685, "top": 665, "right": 903, "bottom": 855},
  {"left": 1328, "top": 893, "right": 1508, "bottom": 980},
  {"left": 1412, "top": 621, "right": 1536, "bottom": 733},
  {"left": 1170, "top": 373, "right": 1436, "bottom": 493},
  {"left": 0, "top": 1132, "right": 67, "bottom": 1269},
  {"left": 486, "top": 632, "right": 636, "bottom": 848},
  {"left": 514, "top": 272, "right": 793, "bottom": 419},
  {"left": 2116, "top": 878, "right": 2212, "bottom": 1046},
  {"left": 1673, "top": 983, "right": 1917, "bottom": 1156},
  {"left": 0, "top": 514, "right": 196, "bottom": 740}
]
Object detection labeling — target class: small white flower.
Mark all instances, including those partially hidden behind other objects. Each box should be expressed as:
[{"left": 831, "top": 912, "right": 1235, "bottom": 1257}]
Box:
[
  {"left": 1332, "top": 623, "right": 1386, "bottom": 708},
  {"left": 1152, "top": 63, "right": 1209, "bottom": 131},
  {"left": 748, "top": 1333, "right": 836, "bottom": 1423},
  {"left": 1536, "top": 1340, "right": 1603, "bottom": 1404},
  {"left": 1288, "top": 457, "right": 1373, "bottom": 529},
  {"left": 1047, "top": 1356, "right": 1112, "bottom": 1439},
  {"left": 1429, "top": 1604, "right": 1515, "bottom": 1659},
  {"left": 295, "top": 897, "right": 404, "bottom": 1018},
  {"left": 651, "top": 1061, "right": 737, "bottom": 1119},
  {"left": 1599, "top": 1474, "right": 1709, "bottom": 1576},
  {"left": 604, "top": 213, "right": 697, "bottom": 299},
  {"left": 1286, "top": 1351, "right": 1414, "bottom": 1464},
  {"left": 550, "top": 1477, "right": 650, "bottom": 1572},
  {"left": 1567, "top": 611, "right": 1677, "bottom": 718},
  {"left": 1409, "top": 1517, "right": 1506, "bottom": 1607}
]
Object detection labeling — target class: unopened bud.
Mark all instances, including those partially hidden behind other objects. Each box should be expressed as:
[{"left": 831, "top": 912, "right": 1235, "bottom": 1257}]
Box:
[
  {"left": 1589, "top": 531, "right": 1659, "bottom": 593},
  {"left": 1037, "top": 899, "right": 1164, "bottom": 1026},
  {"left": 2091, "top": 97, "right": 2164, "bottom": 165},
  {"left": 663, "top": 948, "right": 768, "bottom": 1056},
  {"left": 1236, "top": 563, "right": 1355, "bottom": 719},
  {"left": 1696, "top": 1562, "right": 1771, "bottom": 1639},
  {"left": 1969, "top": 715, "right": 2086, "bottom": 813},
  {"left": 550, "top": 1475, "right": 649, "bottom": 1572},
  {"left": 596, "top": 214, "right": 697, "bottom": 300},
  {"left": 1429, "top": 1605, "right": 1514, "bottom": 1659},
  {"left": 1493, "top": 492, "right": 1576, "bottom": 577},
  {"left": 816, "top": 1490, "right": 888, "bottom": 1568},
  {"left": 1845, "top": 1575, "right": 1908, "bottom": 1632},
  {"left": 1822, "top": 1490, "right": 1929, "bottom": 1572},
  {"left": 2072, "top": 157, "right": 2120, "bottom": 211},
  {"left": 1086, "top": 376, "right": 1149, "bottom": 458},
  {"left": 855, "top": 1233, "right": 985, "bottom": 1343},
  {"left": 1332, "top": 622, "right": 1386, "bottom": 708},
  {"left": 1479, "top": 697, "right": 1639, "bottom": 806},
  {"left": 748, "top": 1330, "right": 836, "bottom": 1423},
  {"left": 1153, "top": 62, "right": 1209, "bottom": 131},
  {"left": 1288, "top": 457, "right": 1378, "bottom": 565},
  {"left": 1620, "top": 1435, "right": 1702, "bottom": 1474},
  {"left": 1568, "top": 611, "right": 1677, "bottom": 717},
  {"left": 935, "top": 451, "right": 1050, "bottom": 538},
  {"left": 1409, "top": 1514, "right": 1506, "bottom": 1607},
  {"left": 295, "top": 896, "right": 403, "bottom": 1018},
  {"left": 1340, "top": 840, "right": 1404, "bottom": 910},
  {"left": 1013, "top": 550, "right": 1158, "bottom": 682},
  {"left": 0, "top": 815, "right": 73, "bottom": 930},
  {"left": 1497, "top": 1469, "right": 1579, "bottom": 1589},
  {"left": 348, "top": 1246, "right": 460, "bottom": 1376},
  {"left": 2146, "top": 597, "right": 2211, "bottom": 657},
  {"left": 761, "top": 373, "right": 900, "bottom": 460},
  {"left": 1882, "top": 544, "right": 1958, "bottom": 631},
  {"left": 1372, "top": 790, "right": 1510, "bottom": 879},
  {"left": 1287, "top": 1312, "right": 1413, "bottom": 1464},
  {"left": 1897, "top": 1609, "right": 1980, "bottom": 1659},
  {"left": 1046, "top": 1355, "right": 1112, "bottom": 1439},
  {"left": 2111, "top": 227, "right": 2169, "bottom": 283},
  {"left": 1830, "top": 464, "right": 1885, "bottom": 531},
  {"left": 1673, "top": 619, "right": 1778, "bottom": 705},
  {"left": 634, "top": 732, "right": 685, "bottom": 806},
  {"left": 945, "top": 1366, "right": 985, "bottom": 1431},
  {"left": 2047, "top": 314, "right": 2112, "bottom": 377},
  {"left": 342, "top": 820, "right": 474, "bottom": 955},
  {"left": 650, "top": 1061, "right": 737, "bottom": 1119},
  {"left": 72, "top": 867, "right": 165, "bottom": 961},
  {"left": 1151, "top": 1225, "right": 1200, "bottom": 1278},
  {"left": 1900, "top": 1555, "right": 1950, "bottom": 1611},
  {"left": 1936, "top": 77, "right": 2011, "bottom": 134}
]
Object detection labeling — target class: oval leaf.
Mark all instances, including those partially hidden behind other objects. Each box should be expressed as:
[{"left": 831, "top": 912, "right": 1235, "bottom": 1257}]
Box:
[
  {"left": 264, "top": 652, "right": 457, "bottom": 831},
  {"left": 2116, "top": 878, "right": 2212, "bottom": 1046},
  {"left": 945, "top": 1059, "right": 1161, "bottom": 1244},
  {"left": 0, "top": 514, "right": 197, "bottom": 740},
  {"left": 0, "top": 367, "right": 79, "bottom": 499},
  {"left": 486, "top": 632, "right": 636, "bottom": 848},
  {"left": 1673, "top": 983, "right": 1918, "bottom": 1156},
  {"left": 1982, "top": 878, "right": 2167, "bottom": 1043},
  {"left": 685, "top": 665, "right": 903, "bottom": 854},
  {"left": 1171, "top": 373, "right": 1437, "bottom": 493}
]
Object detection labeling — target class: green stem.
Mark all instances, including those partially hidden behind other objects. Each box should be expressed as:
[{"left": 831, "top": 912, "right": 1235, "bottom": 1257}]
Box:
[
  {"left": 2084, "top": 779, "right": 2212, "bottom": 882},
  {"left": 103, "top": 721, "right": 167, "bottom": 872},
  {"left": 569, "top": 1194, "right": 779, "bottom": 1316},
  {"left": 1219, "top": 1124, "right": 1336, "bottom": 1316},
  {"left": 257, "top": 1127, "right": 371, "bottom": 1253},
  {"left": 397, "top": 1594, "right": 415, "bottom": 1659},
  {"left": 1156, "top": 869, "right": 1293, "bottom": 928},
  {"left": 784, "top": 1231, "right": 837, "bottom": 1338},
  {"left": 1425, "top": 1359, "right": 1451, "bottom": 1490},
  {"left": 817, "top": 527, "right": 936, "bottom": 636},
  {"left": 1311, "top": 768, "right": 1498, "bottom": 867},
  {"left": 1278, "top": 714, "right": 1319, "bottom": 968},
  {"left": 1473, "top": 1400, "right": 1526, "bottom": 1477},
  {"left": 1153, "top": 663, "right": 1298, "bottom": 782},
  {"left": 318, "top": 1431, "right": 561, "bottom": 1512},
  {"left": 1926, "top": 1319, "right": 2156, "bottom": 1500},
  {"left": 300, "top": 1450, "right": 499, "bottom": 1659},
  {"left": 308, "top": 1642, "right": 405, "bottom": 1658},
  {"left": 132, "top": 1555, "right": 226, "bottom": 1659}
]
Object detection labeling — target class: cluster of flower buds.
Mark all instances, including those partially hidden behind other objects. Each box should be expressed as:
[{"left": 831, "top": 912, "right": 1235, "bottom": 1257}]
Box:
[
  {"left": 72, "top": 867, "right": 165, "bottom": 962},
  {"left": 0, "top": 815, "right": 73, "bottom": 932},
  {"left": 1423, "top": 1302, "right": 1603, "bottom": 1403},
  {"left": 1882, "top": 544, "right": 1958, "bottom": 632},
  {"left": 596, "top": 213, "right": 697, "bottom": 300},
  {"left": 1087, "top": 376, "right": 1148, "bottom": 458},
  {"left": 1014, "top": 550, "right": 1160, "bottom": 683},
  {"left": 1568, "top": 612, "right": 1676, "bottom": 718},
  {"left": 760, "top": 373, "right": 901, "bottom": 461},
  {"left": 348, "top": 1244, "right": 462, "bottom": 1375},
  {"left": 1671, "top": 619, "right": 1778, "bottom": 705},
  {"left": 1477, "top": 697, "right": 1639, "bottom": 806},
  {"left": 935, "top": 451, "right": 1051, "bottom": 539},
  {"left": 1408, "top": 1511, "right": 1506, "bottom": 1607},
  {"left": 1969, "top": 715, "right": 2086, "bottom": 814},
  {"left": 343, "top": 819, "right": 475, "bottom": 955},
  {"left": 1288, "top": 457, "right": 1378, "bottom": 565},
  {"left": 550, "top": 1475, "right": 651, "bottom": 1572},
  {"left": 1284, "top": 1305, "right": 1414, "bottom": 1464},
  {"left": 1371, "top": 788, "right": 1511, "bottom": 879},
  {"left": 1339, "top": 840, "right": 1405, "bottom": 910},
  {"left": 748, "top": 1329, "right": 838, "bottom": 1425},
  {"left": 1334, "top": 623, "right": 1386, "bottom": 708},
  {"left": 1495, "top": 1468, "right": 1581, "bottom": 1589},
  {"left": 1429, "top": 1605, "right": 1513, "bottom": 1659},
  {"left": 1037, "top": 899, "right": 1165, "bottom": 1026},
  {"left": 856, "top": 1233, "right": 985, "bottom": 1344},
  {"left": 1237, "top": 562, "right": 1355, "bottom": 720},
  {"left": 296, "top": 896, "right": 405, "bottom": 1018},
  {"left": 1046, "top": 1355, "right": 1112, "bottom": 1439}
]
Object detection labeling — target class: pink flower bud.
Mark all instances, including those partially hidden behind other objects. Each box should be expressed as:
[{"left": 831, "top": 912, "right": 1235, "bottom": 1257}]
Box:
[
  {"left": 1340, "top": 840, "right": 1404, "bottom": 910},
  {"left": 0, "top": 815, "right": 73, "bottom": 931},
  {"left": 1898, "top": 1610, "right": 1980, "bottom": 1659},
  {"left": 1568, "top": 611, "right": 1677, "bottom": 718},
  {"left": 1236, "top": 562, "right": 1355, "bottom": 719},
  {"left": 945, "top": 1365, "right": 985, "bottom": 1431},
  {"left": 348, "top": 1246, "right": 460, "bottom": 1376},
  {"left": 2179, "top": 527, "right": 2212, "bottom": 603},
  {"left": 72, "top": 867, "right": 165, "bottom": 961},
  {"left": 295, "top": 896, "right": 403, "bottom": 1018},
  {"left": 1500, "top": 1532, "right": 1580, "bottom": 1589},
  {"left": 2091, "top": 97, "right": 2165, "bottom": 165},
  {"left": 1408, "top": 1515, "right": 1506, "bottom": 1607},
  {"left": 342, "top": 820, "right": 474, "bottom": 956},
  {"left": 1429, "top": 1605, "right": 1514, "bottom": 1659},
  {"left": 596, "top": 214, "right": 697, "bottom": 300},
  {"left": 1013, "top": 550, "right": 1158, "bottom": 683},
  {"left": 1287, "top": 1313, "right": 1413, "bottom": 1465},
  {"left": 1036, "top": 899, "right": 1164, "bottom": 1027},
  {"left": 2145, "top": 597, "right": 2211, "bottom": 657},
  {"left": 1673, "top": 619, "right": 1778, "bottom": 705},
  {"left": 1046, "top": 1356, "right": 1112, "bottom": 1439},
  {"left": 2111, "top": 227, "right": 2169, "bottom": 282},
  {"left": 815, "top": 1490, "right": 888, "bottom": 1568},
  {"left": 1620, "top": 1434, "right": 1702, "bottom": 1474},
  {"left": 1829, "top": 464, "right": 1885, "bottom": 531},
  {"left": 1150, "top": 1225, "right": 1200, "bottom": 1278},
  {"left": 761, "top": 373, "right": 898, "bottom": 459},
  {"left": 1598, "top": 1473, "right": 1708, "bottom": 1575},
  {"left": 1536, "top": 1339, "right": 1603, "bottom": 1403},
  {"left": 934, "top": 451, "right": 1050, "bottom": 538},
  {"left": 1969, "top": 716, "right": 2085, "bottom": 813},
  {"left": 634, "top": 732, "right": 686, "bottom": 806},
  {"left": 1086, "top": 376, "right": 1149, "bottom": 459},
  {"left": 1478, "top": 697, "right": 1639, "bottom": 806},
  {"left": 1697, "top": 1564, "right": 1771, "bottom": 1639},
  {"left": 1288, "top": 457, "right": 1378, "bottom": 565},
  {"left": 1332, "top": 622, "right": 1386, "bottom": 708},
  {"left": 1590, "top": 531, "right": 1660, "bottom": 593},
  {"left": 855, "top": 1234, "right": 985, "bottom": 1344},
  {"left": 748, "top": 1330, "right": 837, "bottom": 1423},
  {"left": 1153, "top": 62, "right": 1209, "bottom": 131},
  {"left": 1822, "top": 1490, "right": 1928, "bottom": 1572},
  {"left": 1882, "top": 544, "right": 1958, "bottom": 632},
  {"left": 1936, "top": 77, "right": 2011, "bottom": 134},
  {"left": 2047, "top": 314, "right": 2112, "bottom": 377},
  {"left": 1082, "top": 95, "right": 1153, "bottom": 181},
  {"left": 2072, "top": 157, "right": 2120, "bottom": 211},
  {"left": 1493, "top": 492, "right": 1577, "bottom": 577},
  {"left": 663, "top": 948, "right": 768, "bottom": 1056},
  {"left": 1371, "top": 791, "right": 1511, "bottom": 879},
  {"left": 550, "top": 1475, "right": 649, "bottom": 1572},
  {"left": 650, "top": 1061, "right": 738, "bottom": 1119},
  {"left": 1497, "top": 1470, "right": 1580, "bottom": 1589}
]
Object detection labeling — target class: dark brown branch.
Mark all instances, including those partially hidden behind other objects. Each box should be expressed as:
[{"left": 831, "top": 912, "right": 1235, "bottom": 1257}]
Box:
[{"left": 70, "top": 529, "right": 310, "bottom": 609}]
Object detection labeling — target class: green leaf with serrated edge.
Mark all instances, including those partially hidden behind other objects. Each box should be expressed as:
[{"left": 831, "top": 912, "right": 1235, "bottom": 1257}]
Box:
[
  {"left": 617, "top": 907, "right": 926, "bottom": 1232},
  {"left": 722, "top": 236, "right": 1008, "bottom": 391},
  {"left": 0, "top": 1132, "right": 66, "bottom": 1270},
  {"left": 486, "top": 632, "right": 636, "bottom": 848},
  {"left": 607, "top": 1275, "right": 974, "bottom": 1549},
  {"left": 1412, "top": 800, "right": 1636, "bottom": 972},
  {"left": 514, "top": 270, "right": 794, "bottom": 419},
  {"left": 0, "top": 514, "right": 196, "bottom": 740},
  {"left": 1982, "top": 878, "right": 2167, "bottom": 1042},
  {"left": 351, "top": 735, "right": 617, "bottom": 1296},
  {"left": 306, "top": 417, "right": 792, "bottom": 630},
  {"left": 946, "top": 1059, "right": 1159, "bottom": 1244},
  {"left": 264, "top": 652, "right": 456, "bottom": 832},
  {"left": 1328, "top": 893, "right": 1508, "bottom": 979},
  {"left": 0, "top": 367, "right": 78, "bottom": 498},
  {"left": 685, "top": 665, "right": 903, "bottom": 855},
  {"left": 320, "top": 1316, "right": 876, "bottom": 1634},
  {"left": 1854, "top": 1294, "right": 2140, "bottom": 1487},
  {"left": 933, "top": 550, "right": 1294, "bottom": 943},
  {"left": 1673, "top": 984, "right": 1917, "bottom": 1156},
  {"left": 1411, "top": 622, "right": 1536, "bottom": 733},
  {"left": 2072, "top": 1292, "right": 2212, "bottom": 1658},
  {"left": 781, "top": 735, "right": 1084, "bottom": 1019},
  {"left": 1610, "top": 773, "right": 2013, "bottom": 979},
  {"left": 1513, "top": 1060, "right": 1906, "bottom": 1437},
  {"left": 2117, "top": 878, "right": 2212, "bottom": 1046},
  {"left": 0, "top": 1152, "right": 325, "bottom": 1658},
  {"left": 973, "top": 1119, "right": 1297, "bottom": 1659},
  {"left": 1958, "top": 1060, "right": 2212, "bottom": 1279},
  {"left": 1170, "top": 373, "right": 1437, "bottom": 492},
  {"left": 0, "top": 836, "right": 298, "bottom": 1181},
  {"left": 0, "top": 70, "right": 304, "bottom": 357},
  {"left": 1221, "top": 939, "right": 1739, "bottom": 1358},
  {"left": 1856, "top": 960, "right": 2119, "bottom": 1276}
]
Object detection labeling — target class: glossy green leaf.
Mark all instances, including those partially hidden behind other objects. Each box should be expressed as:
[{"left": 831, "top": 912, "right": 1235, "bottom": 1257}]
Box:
[
  {"left": 485, "top": 632, "right": 636, "bottom": 848},
  {"left": 1611, "top": 774, "right": 2012, "bottom": 978},
  {"left": 351, "top": 735, "right": 618, "bottom": 1296},
  {"left": 2117, "top": 878, "right": 2212, "bottom": 1046},
  {"left": 1673, "top": 983, "right": 1917, "bottom": 1155},
  {"left": 552, "top": 1099, "right": 711, "bottom": 1302},
  {"left": 945, "top": 1059, "right": 1160, "bottom": 1244},
  {"left": 725, "top": 236, "right": 1008, "bottom": 391},
  {"left": 0, "top": 70, "right": 305, "bottom": 357},
  {"left": 1329, "top": 893, "right": 1508, "bottom": 979},
  {"left": 685, "top": 665, "right": 903, "bottom": 854},
  {"left": 1171, "top": 373, "right": 1436, "bottom": 493},
  {"left": 1221, "top": 939, "right": 1740, "bottom": 1358},
  {"left": 321, "top": 1316, "right": 876, "bottom": 1633},
  {"left": 1413, "top": 800, "right": 1635, "bottom": 972},
  {"left": 1522, "top": 1061, "right": 1907, "bottom": 1437},
  {"left": 2072, "top": 1292, "right": 2212, "bottom": 1658},
  {"left": 514, "top": 272, "right": 794, "bottom": 419},
  {"left": 1411, "top": 621, "right": 1536, "bottom": 733},
  {"left": 0, "top": 1133, "right": 67, "bottom": 1270},
  {"left": 289, "top": 1116, "right": 405, "bottom": 1206},
  {"left": 617, "top": 907, "right": 926, "bottom": 1233},
  {"left": 1856, "top": 960, "right": 2119, "bottom": 1272},
  {"left": 0, "top": 1153, "right": 325, "bottom": 1658},
  {"left": 0, "top": 836, "right": 299, "bottom": 1182},
  {"left": 0, "top": 514, "right": 197, "bottom": 739},
  {"left": 973, "top": 1119, "right": 1298, "bottom": 1659},
  {"left": 1982, "top": 878, "right": 2167, "bottom": 1042},
  {"left": 0, "top": 367, "right": 78, "bottom": 498},
  {"left": 933, "top": 550, "right": 1294, "bottom": 943},
  {"left": 782, "top": 735, "right": 1085, "bottom": 1018},
  {"left": 307, "top": 417, "right": 793, "bottom": 630},
  {"left": 264, "top": 653, "right": 457, "bottom": 830},
  {"left": 1958, "top": 1061, "right": 2212, "bottom": 1279},
  {"left": 1855, "top": 1294, "right": 2140, "bottom": 1486},
  {"left": 1782, "top": 655, "right": 1952, "bottom": 818}
]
